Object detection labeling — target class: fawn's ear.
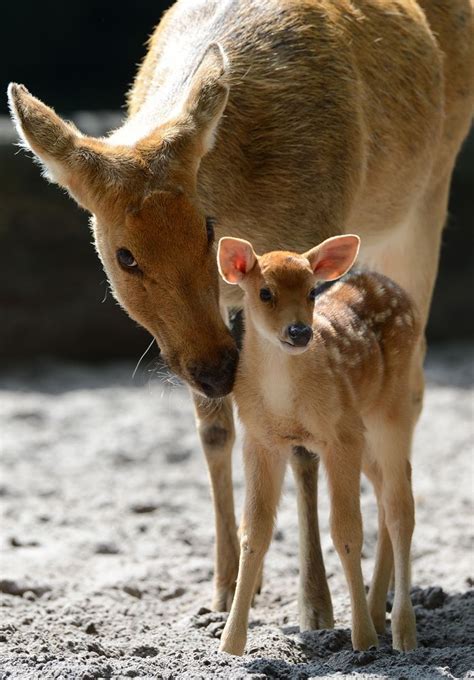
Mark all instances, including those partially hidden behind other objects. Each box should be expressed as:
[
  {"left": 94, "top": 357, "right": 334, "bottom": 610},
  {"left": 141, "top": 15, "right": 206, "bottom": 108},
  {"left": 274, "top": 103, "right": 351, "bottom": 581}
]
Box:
[
  {"left": 217, "top": 237, "right": 257, "bottom": 284},
  {"left": 304, "top": 235, "right": 360, "bottom": 281}
]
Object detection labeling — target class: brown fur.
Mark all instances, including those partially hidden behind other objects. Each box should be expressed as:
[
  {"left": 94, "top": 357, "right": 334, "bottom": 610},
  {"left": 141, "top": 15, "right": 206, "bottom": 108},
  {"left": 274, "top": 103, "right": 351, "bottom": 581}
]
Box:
[
  {"left": 218, "top": 241, "right": 421, "bottom": 655},
  {"left": 7, "top": 0, "right": 473, "bottom": 614}
]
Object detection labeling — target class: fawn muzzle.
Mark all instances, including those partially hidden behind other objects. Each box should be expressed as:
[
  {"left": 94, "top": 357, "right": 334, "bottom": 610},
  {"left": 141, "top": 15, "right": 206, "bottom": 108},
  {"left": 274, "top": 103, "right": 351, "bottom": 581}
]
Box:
[{"left": 286, "top": 323, "right": 314, "bottom": 348}]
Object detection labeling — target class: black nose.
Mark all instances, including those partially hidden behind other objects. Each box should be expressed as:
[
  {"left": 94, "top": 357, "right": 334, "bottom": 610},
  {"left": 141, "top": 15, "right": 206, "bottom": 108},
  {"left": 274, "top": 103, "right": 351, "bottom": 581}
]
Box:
[
  {"left": 188, "top": 347, "right": 239, "bottom": 398},
  {"left": 287, "top": 323, "right": 313, "bottom": 347}
]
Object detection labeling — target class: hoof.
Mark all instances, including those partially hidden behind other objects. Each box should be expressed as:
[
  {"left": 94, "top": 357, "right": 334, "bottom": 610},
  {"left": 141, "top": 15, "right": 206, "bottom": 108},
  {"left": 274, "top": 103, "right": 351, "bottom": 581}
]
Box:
[
  {"left": 219, "top": 633, "right": 246, "bottom": 656},
  {"left": 352, "top": 624, "right": 379, "bottom": 651},
  {"left": 392, "top": 607, "right": 417, "bottom": 651},
  {"left": 299, "top": 605, "right": 335, "bottom": 632}
]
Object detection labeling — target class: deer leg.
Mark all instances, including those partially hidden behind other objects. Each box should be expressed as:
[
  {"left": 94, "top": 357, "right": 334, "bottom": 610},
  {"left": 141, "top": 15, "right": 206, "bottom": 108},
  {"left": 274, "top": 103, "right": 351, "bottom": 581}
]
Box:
[
  {"left": 290, "top": 446, "right": 334, "bottom": 631},
  {"left": 378, "top": 423, "right": 417, "bottom": 651},
  {"left": 363, "top": 459, "right": 393, "bottom": 634},
  {"left": 193, "top": 392, "right": 239, "bottom": 611},
  {"left": 220, "top": 438, "right": 286, "bottom": 656},
  {"left": 323, "top": 434, "right": 378, "bottom": 651}
]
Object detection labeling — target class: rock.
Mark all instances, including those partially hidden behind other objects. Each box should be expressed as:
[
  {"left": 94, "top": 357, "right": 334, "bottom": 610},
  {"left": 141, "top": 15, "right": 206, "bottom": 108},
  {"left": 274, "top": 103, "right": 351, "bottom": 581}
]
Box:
[
  {"left": 85, "top": 623, "right": 99, "bottom": 635},
  {"left": 161, "top": 586, "right": 186, "bottom": 601},
  {"left": 129, "top": 502, "right": 159, "bottom": 514},
  {"left": 94, "top": 542, "right": 120, "bottom": 555},
  {"left": 122, "top": 585, "right": 142, "bottom": 599},
  {"left": 0, "top": 579, "right": 51, "bottom": 598}
]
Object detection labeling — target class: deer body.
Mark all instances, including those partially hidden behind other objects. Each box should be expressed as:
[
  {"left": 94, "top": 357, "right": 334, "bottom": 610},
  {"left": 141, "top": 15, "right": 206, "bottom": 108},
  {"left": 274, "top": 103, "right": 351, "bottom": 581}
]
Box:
[
  {"left": 217, "top": 236, "right": 420, "bottom": 655},
  {"left": 8, "top": 0, "right": 473, "bottom": 619},
  {"left": 129, "top": 0, "right": 473, "bottom": 317}
]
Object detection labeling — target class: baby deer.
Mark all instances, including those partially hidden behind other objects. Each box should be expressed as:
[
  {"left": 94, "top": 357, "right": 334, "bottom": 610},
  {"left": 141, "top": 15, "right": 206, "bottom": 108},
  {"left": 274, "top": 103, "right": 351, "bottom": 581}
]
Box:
[{"left": 216, "top": 234, "right": 420, "bottom": 656}]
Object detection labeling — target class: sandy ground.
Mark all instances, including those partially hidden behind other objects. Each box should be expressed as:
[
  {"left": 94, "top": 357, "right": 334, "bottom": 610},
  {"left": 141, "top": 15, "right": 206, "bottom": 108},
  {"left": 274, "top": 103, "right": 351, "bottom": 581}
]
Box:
[{"left": 0, "top": 344, "right": 473, "bottom": 679}]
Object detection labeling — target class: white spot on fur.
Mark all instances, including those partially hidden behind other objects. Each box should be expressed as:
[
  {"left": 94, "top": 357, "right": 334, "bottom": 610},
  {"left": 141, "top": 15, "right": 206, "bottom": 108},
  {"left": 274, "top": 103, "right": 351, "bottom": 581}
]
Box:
[
  {"left": 374, "top": 284, "right": 386, "bottom": 297},
  {"left": 395, "top": 315, "right": 404, "bottom": 326},
  {"left": 374, "top": 309, "right": 392, "bottom": 323},
  {"left": 390, "top": 297, "right": 399, "bottom": 308}
]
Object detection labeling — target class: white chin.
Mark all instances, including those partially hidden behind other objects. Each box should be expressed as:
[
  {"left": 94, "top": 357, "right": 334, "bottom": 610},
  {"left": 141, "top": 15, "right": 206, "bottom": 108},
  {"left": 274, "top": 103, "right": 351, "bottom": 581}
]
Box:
[{"left": 279, "top": 341, "right": 310, "bottom": 355}]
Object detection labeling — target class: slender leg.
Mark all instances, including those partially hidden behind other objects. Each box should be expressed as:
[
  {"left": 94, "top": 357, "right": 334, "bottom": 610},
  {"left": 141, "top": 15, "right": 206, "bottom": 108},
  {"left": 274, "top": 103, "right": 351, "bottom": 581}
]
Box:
[
  {"left": 220, "top": 437, "right": 287, "bottom": 656},
  {"left": 290, "top": 446, "right": 334, "bottom": 631},
  {"left": 323, "top": 432, "right": 378, "bottom": 651},
  {"left": 193, "top": 392, "right": 239, "bottom": 611},
  {"left": 363, "top": 459, "right": 393, "bottom": 634},
  {"left": 378, "top": 424, "right": 417, "bottom": 651}
]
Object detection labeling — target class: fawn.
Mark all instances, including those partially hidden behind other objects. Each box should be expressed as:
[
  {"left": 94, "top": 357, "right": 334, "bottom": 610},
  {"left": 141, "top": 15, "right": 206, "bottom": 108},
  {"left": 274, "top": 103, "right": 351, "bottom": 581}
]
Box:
[{"left": 217, "top": 234, "right": 420, "bottom": 656}]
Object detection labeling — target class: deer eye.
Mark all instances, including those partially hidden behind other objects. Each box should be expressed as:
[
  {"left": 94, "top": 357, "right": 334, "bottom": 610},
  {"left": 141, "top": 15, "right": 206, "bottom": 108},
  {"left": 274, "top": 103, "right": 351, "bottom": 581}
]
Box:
[
  {"left": 259, "top": 288, "right": 273, "bottom": 302},
  {"left": 206, "top": 216, "right": 216, "bottom": 245},
  {"left": 116, "top": 248, "right": 138, "bottom": 271}
]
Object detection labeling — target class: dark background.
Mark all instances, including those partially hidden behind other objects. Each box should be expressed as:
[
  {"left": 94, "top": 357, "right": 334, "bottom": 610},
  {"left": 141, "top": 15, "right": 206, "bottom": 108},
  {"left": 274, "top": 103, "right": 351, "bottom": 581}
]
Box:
[{"left": 0, "top": 1, "right": 472, "bottom": 361}]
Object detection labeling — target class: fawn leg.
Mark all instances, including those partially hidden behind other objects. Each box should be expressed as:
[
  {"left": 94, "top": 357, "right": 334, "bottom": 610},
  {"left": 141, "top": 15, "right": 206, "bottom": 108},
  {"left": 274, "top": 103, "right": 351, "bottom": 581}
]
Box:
[
  {"left": 363, "top": 459, "right": 393, "bottom": 634},
  {"left": 379, "top": 426, "right": 417, "bottom": 651},
  {"left": 220, "top": 438, "right": 286, "bottom": 656},
  {"left": 193, "top": 392, "right": 239, "bottom": 611},
  {"left": 323, "top": 434, "right": 378, "bottom": 651},
  {"left": 290, "top": 447, "right": 334, "bottom": 631}
]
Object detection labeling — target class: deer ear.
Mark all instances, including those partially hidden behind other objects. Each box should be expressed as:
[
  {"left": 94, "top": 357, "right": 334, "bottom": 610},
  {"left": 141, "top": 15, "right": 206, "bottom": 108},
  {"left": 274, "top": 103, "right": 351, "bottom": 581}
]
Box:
[
  {"left": 179, "top": 43, "right": 229, "bottom": 157},
  {"left": 217, "top": 237, "right": 257, "bottom": 285},
  {"left": 8, "top": 83, "right": 81, "bottom": 186},
  {"left": 304, "top": 235, "right": 360, "bottom": 281},
  {"left": 8, "top": 83, "right": 138, "bottom": 210}
]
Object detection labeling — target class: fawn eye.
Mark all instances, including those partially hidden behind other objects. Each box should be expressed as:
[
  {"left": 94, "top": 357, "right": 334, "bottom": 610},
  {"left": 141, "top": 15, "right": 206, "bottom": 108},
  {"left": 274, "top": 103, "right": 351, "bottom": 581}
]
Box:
[
  {"left": 259, "top": 288, "right": 273, "bottom": 302},
  {"left": 309, "top": 288, "right": 318, "bottom": 301},
  {"left": 206, "top": 216, "right": 216, "bottom": 245},
  {"left": 116, "top": 248, "right": 138, "bottom": 271}
]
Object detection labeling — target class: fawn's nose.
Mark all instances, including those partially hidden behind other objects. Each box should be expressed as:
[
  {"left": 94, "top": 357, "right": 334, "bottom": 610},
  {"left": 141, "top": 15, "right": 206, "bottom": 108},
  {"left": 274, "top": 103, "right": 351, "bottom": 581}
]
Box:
[
  {"left": 188, "top": 347, "right": 239, "bottom": 398},
  {"left": 286, "top": 323, "right": 313, "bottom": 347}
]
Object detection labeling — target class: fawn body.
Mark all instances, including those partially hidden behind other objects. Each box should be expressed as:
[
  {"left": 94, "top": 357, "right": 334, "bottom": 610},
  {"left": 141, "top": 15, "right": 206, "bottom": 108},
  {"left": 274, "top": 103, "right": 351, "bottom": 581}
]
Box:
[
  {"left": 217, "top": 235, "right": 420, "bottom": 655},
  {"left": 8, "top": 0, "right": 473, "bottom": 615}
]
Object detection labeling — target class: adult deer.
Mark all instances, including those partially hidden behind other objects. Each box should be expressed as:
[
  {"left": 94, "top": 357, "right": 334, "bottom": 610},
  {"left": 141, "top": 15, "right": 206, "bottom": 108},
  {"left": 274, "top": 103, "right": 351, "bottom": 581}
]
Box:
[{"left": 8, "top": 0, "right": 473, "bottom": 624}]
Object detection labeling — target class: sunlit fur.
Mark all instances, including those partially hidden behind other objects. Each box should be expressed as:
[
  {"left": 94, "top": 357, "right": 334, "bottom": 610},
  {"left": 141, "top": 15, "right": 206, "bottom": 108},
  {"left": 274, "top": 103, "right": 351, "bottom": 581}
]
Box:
[
  {"left": 218, "top": 241, "right": 421, "bottom": 655},
  {"left": 7, "top": 0, "right": 474, "bottom": 614}
]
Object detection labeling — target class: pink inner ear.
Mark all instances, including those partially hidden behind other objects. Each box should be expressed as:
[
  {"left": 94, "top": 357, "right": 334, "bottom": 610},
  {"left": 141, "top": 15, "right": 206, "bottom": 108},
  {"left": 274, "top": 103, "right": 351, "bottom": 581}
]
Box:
[
  {"left": 308, "top": 236, "right": 359, "bottom": 280},
  {"left": 235, "top": 256, "right": 247, "bottom": 274}
]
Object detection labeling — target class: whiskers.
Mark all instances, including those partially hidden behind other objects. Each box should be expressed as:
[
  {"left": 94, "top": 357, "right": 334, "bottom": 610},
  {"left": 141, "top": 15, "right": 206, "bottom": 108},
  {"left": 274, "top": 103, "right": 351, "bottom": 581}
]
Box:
[
  {"left": 193, "top": 393, "right": 226, "bottom": 415},
  {"left": 132, "top": 338, "right": 156, "bottom": 380},
  {"left": 131, "top": 340, "right": 183, "bottom": 396},
  {"left": 149, "top": 363, "right": 182, "bottom": 391}
]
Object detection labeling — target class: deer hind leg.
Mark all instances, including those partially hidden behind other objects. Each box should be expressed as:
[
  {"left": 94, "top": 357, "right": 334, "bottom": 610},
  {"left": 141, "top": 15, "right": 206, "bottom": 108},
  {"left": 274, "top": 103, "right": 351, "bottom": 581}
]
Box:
[
  {"left": 193, "top": 392, "right": 239, "bottom": 612},
  {"left": 220, "top": 437, "right": 286, "bottom": 656},
  {"left": 290, "top": 446, "right": 334, "bottom": 631},
  {"left": 323, "top": 431, "right": 378, "bottom": 651},
  {"left": 374, "top": 411, "right": 417, "bottom": 651},
  {"left": 362, "top": 458, "right": 393, "bottom": 634}
]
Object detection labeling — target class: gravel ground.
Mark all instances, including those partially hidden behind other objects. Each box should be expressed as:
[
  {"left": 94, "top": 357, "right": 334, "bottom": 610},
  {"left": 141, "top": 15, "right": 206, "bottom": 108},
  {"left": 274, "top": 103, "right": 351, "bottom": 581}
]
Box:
[{"left": 0, "top": 344, "right": 473, "bottom": 679}]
